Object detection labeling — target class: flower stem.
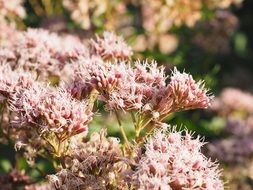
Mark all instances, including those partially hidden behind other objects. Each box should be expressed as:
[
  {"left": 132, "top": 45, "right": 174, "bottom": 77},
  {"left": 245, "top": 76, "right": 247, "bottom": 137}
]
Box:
[{"left": 115, "top": 111, "right": 129, "bottom": 147}]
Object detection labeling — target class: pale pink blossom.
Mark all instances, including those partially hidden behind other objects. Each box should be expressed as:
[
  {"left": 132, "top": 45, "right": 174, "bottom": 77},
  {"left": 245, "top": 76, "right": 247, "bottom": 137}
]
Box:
[
  {"left": 11, "top": 83, "right": 93, "bottom": 138},
  {"left": 211, "top": 87, "right": 253, "bottom": 115},
  {"left": 133, "top": 126, "right": 223, "bottom": 190},
  {"left": 76, "top": 56, "right": 126, "bottom": 92},
  {"left": 169, "top": 68, "right": 211, "bottom": 109},
  {"left": 105, "top": 66, "right": 211, "bottom": 116},
  {"left": 103, "top": 60, "right": 166, "bottom": 112},
  {"left": 0, "top": 48, "right": 16, "bottom": 64},
  {"left": 0, "top": 23, "right": 20, "bottom": 47},
  {"left": 90, "top": 31, "right": 133, "bottom": 60},
  {"left": 2, "top": 28, "right": 88, "bottom": 79},
  {"left": 154, "top": 68, "right": 211, "bottom": 116},
  {"left": 76, "top": 57, "right": 211, "bottom": 116},
  {"left": 0, "top": 64, "right": 35, "bottom": 99}
]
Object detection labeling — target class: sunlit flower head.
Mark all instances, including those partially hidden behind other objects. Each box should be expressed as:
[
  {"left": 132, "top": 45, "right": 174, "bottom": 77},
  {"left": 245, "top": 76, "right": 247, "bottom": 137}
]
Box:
[
  {"left": 168, "top": 68, "right": 211, "bottom": 110},
  {"left": 11, "top": 83, "right": 93, "bottom": 138},
  {"left": 133, "top": 125, "right": 224, "bottom": 190}
]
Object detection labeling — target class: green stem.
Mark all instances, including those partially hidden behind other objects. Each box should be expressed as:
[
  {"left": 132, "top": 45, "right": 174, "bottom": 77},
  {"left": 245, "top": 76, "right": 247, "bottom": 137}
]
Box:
[
  {"left": 115, "top": 111, "right": 129, "bottom": 147},
  {"left": 136, "top": 114, "right": 153, "bottom": 138}
]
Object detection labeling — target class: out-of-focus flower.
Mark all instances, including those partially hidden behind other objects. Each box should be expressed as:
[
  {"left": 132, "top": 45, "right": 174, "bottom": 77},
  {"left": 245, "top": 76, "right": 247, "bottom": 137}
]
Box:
[
  {"left": 0, "top": 169, "right": 31, "bottom": 190},
  {"left": 224, "top": 160, "right": 253, "bottom": 190},
  {"left": 167, "top": 0, "right": 202, "bottom": 27},
  {"left": 211, "top": 87, "right": 253, "bottom": 115},
  {"left": 132, "top": 34, "right": 179, "bottom": 54},
  {"left": 193, "top": 10, "right": 238, "bottom": 54},
  {"left": 24, "top": 183, "right": 52, "bottom": 190},
  {"left": 49, "top": 129, "right": 128, "bottom": 190},
  {"left": 132, "top": 126, "right": 224, "bottom": 190},
  {"left": 158, "top": 34, "right": 179, "bottom": 54},
  {"left": 205, "top": 0, "right": 244, "bottom": 9},
  {"left": 140, "top": 0, "right": 202, "bottom": 34},
  {"left": 224, "top": 117, "right": 253, "bottom": 136},
  {"left": 63, "top": 0, "right": 127, "bottom": 31},
  {"left": 0, "top": 0, "right": 26, "bottom": 23},
  {"left": 63, "top": 0, "right": 107, "bottom": 29},
  {"left": 0, "top": 28, "right": 88, "bottom": 79},
  {"left": 0, "top": 64, "right": 35, "bottom": 99},
  {"left": 90, "top": 31, "right": 133, "bottom": 61},
  {"left": 207, "top": 102, "right": 253, "bottom": 162},
  {"left": 206, "top": 87, "right": 253, "bottom": 163},
  {"left": 206, "top": 133, "right": 253, "bottom": 163},
  {"left": 0, "top": 23, "right": 19, "bottom": 47}
]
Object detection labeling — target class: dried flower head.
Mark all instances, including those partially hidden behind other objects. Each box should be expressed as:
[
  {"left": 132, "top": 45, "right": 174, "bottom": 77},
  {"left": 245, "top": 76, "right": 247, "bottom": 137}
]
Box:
[
  {"left": 49, "top": 129, "right": 128, "bottom": 190},
  {"left": 133, "top": 126, "right": 224, "bottom": 190}
]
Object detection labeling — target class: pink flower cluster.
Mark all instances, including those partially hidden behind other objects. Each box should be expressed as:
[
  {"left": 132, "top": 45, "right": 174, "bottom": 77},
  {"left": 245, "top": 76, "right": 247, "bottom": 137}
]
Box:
[
  {"left": 212, "top": 87, "right": 253, "bottom": 115},
  {"left": 76, "top": 56, "right": 125, "bottom": 93},
  {"left": 167, "top": 68, "right": 211, "bottom": 111},
  {"left": 49, "top": 129, "right": 127, "bottom": 189},
  {"left": 134, "top": 126, "right": 223, "bottom": 190},
  {"left": 90, "top": 31, "right": 133, "bottom": 61},
  {"left": 0, "top": 29, "right": 223, "bottom": 190},
  {"left": 10, "top": 83, "right": 93, "bottom": 138},
  {"left": 0, "top": 64, "right": 35, "bottom": 99},
  {"left": 206, "top": 87, "right": 253, "bottom": 163},
  {"left": 0, "top": 28, "right": 87, "bottom": 78},
  {"left": 76, "top": 57, "right": 211, "bottom": 121},
  {"left": 193, "top": 10, "right": 238, "bottom": 53}
]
